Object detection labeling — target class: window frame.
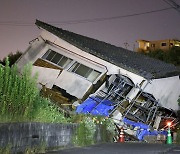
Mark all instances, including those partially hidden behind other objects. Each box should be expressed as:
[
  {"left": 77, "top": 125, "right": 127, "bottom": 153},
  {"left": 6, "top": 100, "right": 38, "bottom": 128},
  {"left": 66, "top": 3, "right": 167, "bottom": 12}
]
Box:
[
  {"left": 41, "top": 49, "right": 73, "bottom": 69},
  {"left": 68, "top": 62, "right": 101, "bottom": 82}
]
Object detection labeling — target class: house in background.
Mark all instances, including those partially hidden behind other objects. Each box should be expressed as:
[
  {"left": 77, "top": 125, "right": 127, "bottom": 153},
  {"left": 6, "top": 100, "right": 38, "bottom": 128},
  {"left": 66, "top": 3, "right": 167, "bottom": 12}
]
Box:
[
  {"left": 16, "top": 20, "right": 180, "bottom": 113},
  {"left": 136, "top": 39, "right": 180, "bottom": 53}
]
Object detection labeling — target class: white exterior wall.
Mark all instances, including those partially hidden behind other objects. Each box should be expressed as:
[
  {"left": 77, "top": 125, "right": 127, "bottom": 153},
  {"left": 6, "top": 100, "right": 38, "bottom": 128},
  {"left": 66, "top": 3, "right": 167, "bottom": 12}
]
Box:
[
  {"left": 32, "top": 66, "right": 60, "bottom": 89},
  {"left": 144, "top": 76, "right": 180, "bottom": 110},
  {"left": 16, "top": 37, "right": 47, "bottom": 70},
  {"left": 17, "top": 29, "right": 179, "bottom": 111},
  {"left": 40, "top": 30, "right": 145, "bottom": 85},
  {"left": 31, "top": 67, "right": 92, "bottom": 99},
  {"left": 25, "top": 29, "right": 145, "bottom": 100},
  {"left": 54, "top": 70, "right": 92, "bottom": 99},
  {"left": 16, "top": 29, "right": 146, "bottom": 101}
]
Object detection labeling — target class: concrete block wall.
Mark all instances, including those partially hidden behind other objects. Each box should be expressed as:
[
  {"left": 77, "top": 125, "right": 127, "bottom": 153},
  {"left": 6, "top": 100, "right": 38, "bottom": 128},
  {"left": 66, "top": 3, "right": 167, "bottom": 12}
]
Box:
[
  {"left": 0, "top": 123, "right": 78, "bottom": 152},
  {"left": 0, "top": 122, "right": 110, "bottom": 153}
]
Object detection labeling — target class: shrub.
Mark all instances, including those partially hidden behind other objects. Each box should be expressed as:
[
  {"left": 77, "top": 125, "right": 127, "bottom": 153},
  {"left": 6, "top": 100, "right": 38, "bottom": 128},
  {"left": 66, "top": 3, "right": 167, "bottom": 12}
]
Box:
[
  {"left": 72, "top": 115, "right": 116, "bottom": 146},
  {"left": 176, "top": 129, "right": 180, "bottom": 144},
  {"left": 0, "top": 59, "right": 67, "bottom": 123}
]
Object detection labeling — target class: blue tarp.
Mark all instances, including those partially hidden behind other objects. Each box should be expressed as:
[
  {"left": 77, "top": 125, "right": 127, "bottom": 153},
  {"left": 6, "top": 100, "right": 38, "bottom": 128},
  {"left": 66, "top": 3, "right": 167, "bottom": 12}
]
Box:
[
  {"left": 76, "top": 97, "right": 114, "bottom": 116},
  {"left": 76, "top": 97, "right": 98, "bottom": 114},
  {"left": 123, "top": 118, "right": 167, "bottom": 140},
  {"left": 76, "top": 97, "right": 167, "bottom": 141}
]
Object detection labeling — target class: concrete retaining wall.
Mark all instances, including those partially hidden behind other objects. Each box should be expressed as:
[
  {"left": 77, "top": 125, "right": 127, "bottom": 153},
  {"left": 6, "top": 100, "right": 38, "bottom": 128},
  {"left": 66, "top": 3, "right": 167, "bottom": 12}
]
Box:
[
  {"left": 0, "top": 122, "right": 109, "bottom": 153},
  {"left": 0, "top": 123, "right": 78, "bottom": 152}
]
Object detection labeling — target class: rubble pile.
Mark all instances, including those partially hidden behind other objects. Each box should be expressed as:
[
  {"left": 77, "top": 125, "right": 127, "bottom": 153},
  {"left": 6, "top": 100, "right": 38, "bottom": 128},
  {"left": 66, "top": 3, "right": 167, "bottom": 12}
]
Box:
[{"left": 76, "top": 74, "right": 178, "bottom": 141}]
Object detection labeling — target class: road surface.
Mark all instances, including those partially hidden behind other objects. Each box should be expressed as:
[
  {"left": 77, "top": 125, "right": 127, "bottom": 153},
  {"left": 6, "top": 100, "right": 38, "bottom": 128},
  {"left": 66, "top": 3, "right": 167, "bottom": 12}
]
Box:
[{"left": 46, "top": 142, "right": 180, "bottom": 154}]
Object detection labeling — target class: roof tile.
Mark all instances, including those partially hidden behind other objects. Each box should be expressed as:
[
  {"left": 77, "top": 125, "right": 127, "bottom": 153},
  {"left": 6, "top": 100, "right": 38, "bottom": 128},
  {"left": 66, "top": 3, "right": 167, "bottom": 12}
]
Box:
[{"left": 36, "top": 20, "right": 180, "bottom": 79}]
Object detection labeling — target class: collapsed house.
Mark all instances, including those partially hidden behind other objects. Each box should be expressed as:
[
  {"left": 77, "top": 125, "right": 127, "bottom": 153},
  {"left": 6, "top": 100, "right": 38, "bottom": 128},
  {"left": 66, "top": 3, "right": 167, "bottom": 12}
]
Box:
[{"left": 16, "top": 20, "right": 180, "bottom": 141}]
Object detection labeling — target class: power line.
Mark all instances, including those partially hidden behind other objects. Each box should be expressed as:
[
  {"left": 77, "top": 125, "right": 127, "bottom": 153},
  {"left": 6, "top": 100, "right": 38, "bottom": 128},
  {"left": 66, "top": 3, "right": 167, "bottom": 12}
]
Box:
[
  {"left": 0, "top": 7, "right": 173, "bottom": 26},
  {"left": 51, "top": 7, "right": 173, "bottom": 25},
  {"left": 163, "top": 0, "right": 180, "bottom": 14}
]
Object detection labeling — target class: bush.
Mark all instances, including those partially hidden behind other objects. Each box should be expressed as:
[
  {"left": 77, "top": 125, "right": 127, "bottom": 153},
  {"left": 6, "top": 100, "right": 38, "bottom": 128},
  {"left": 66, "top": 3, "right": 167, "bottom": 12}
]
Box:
[
  {"left": 33, "top": 98, "right": 69, "bottom": 123},
  {"left": 72, "top": 115, "right": 116, "bottom": 146},
  {"left": 0, "top": 58, "right": 68, "bottom": 123},
  {"left": 176, "top": 129, "right": 180, "bottom": 144}
]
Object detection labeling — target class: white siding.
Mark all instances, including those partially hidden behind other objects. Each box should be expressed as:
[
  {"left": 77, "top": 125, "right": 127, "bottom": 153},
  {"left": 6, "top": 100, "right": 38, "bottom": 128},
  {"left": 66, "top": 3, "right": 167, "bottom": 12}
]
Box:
[
  {"left": 54, "top": 70, "right": 92, "bottom": 99},
  {"left": 40, "top": 30, "right": 145, "bottom": 85},
  {"left": 144, "top": 76, "right": 180, "bottom": 110}
]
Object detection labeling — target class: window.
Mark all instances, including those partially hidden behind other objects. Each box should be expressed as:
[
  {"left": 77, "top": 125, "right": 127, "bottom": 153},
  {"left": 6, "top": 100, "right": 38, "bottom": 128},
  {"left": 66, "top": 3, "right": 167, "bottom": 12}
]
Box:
[
  {"left": 42, "top": 49, "right": 72, "bottom": 68},
  {"left": 69, "top": 62, "right": 101, "bottom": 82},
  {"left": 151, "top": 44, "right": 155, "bottom": 48},
  {"left": 145, "top": 42, "right": 150, "bottom": 47},
  {"left": 161, "top": 42, "right": 167, "bottom": 46},
  {"left": 175, "top": 43, "right": 180, "bottom": 47}
]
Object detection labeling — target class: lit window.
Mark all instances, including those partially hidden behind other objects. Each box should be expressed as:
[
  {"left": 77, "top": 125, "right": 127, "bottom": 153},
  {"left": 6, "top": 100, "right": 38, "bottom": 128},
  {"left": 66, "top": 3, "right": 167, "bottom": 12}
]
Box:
[
  {"left": 174, "top": 43, "right": 180, "bottom": 47},
  {"left": 161, "top": 42, "right": 167, "bottom": 46},
  {"left": 151, "top": 44, "right": 155, "bottom": 48},
  {"left": 145, "top": 42, "right": 150, "bottom": 47},
  {"left": 42, "top": 49, "right": 72, "bottom": 68},
  {"left": 69, "top": 62, "right": 101, "bottom": 82}
]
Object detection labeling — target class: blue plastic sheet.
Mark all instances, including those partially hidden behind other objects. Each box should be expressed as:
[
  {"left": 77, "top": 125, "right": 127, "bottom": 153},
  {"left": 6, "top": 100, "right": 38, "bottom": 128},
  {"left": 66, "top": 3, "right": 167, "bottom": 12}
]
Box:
[
  {"left": 76, "top": 97, "right": 98, "bottom": 114},
  {"left": 76, "top": 98, "right": 167, "bottom": 141},
  {"left": 123, "top": 118, "right": 167, "bottom": 140},
  {"left": 76, "top": 97, "right": 114, "bottom": 116}
]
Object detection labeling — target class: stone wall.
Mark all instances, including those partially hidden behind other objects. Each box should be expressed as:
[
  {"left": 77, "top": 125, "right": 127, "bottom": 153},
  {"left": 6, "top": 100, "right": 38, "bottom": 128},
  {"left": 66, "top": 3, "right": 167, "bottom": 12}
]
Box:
[{"left": 0, "top": 123, "right": 78, "bottom": 152}]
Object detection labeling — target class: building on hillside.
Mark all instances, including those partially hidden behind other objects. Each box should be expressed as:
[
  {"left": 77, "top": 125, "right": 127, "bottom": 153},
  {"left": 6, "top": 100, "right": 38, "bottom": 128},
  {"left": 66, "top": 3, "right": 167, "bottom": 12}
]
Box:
[
  {"left": 16, "top": 21, "right": 180, "bottom": 140},
  {"left": 16, "top": 20, "right": 180, "bottom": 115},
  {"left": 136, "top": 39, "right": 180, "bottom": 53}
]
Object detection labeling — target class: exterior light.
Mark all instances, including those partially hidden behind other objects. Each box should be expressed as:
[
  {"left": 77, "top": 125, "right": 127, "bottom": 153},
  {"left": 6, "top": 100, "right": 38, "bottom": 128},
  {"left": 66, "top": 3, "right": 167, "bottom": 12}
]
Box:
[{"left": 167, "top": 122, "right": 172, "bottom": 127}]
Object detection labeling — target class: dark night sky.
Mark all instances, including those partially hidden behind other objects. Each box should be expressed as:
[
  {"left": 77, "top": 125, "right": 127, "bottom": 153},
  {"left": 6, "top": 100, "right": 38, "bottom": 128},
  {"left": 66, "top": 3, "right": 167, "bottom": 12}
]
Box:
[{"left": 0, "top": 0, "right": 180, "bottom": 60}]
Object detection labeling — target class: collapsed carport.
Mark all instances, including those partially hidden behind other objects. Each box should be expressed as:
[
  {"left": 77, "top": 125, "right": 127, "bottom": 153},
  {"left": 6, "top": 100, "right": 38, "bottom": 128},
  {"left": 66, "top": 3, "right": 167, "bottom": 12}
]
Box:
[{"left": 76, "top": 74, "right": 179, "bottom": 141}]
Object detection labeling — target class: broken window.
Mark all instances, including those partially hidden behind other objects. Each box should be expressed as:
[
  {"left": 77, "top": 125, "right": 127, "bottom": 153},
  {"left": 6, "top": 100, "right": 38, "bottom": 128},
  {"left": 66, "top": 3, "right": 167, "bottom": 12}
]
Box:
[
  {"left": 69, "top": 62, "right": 101, "bottom": 82},
  {"left": 42, "top": 49, "right": 72, "bottom": 68}
]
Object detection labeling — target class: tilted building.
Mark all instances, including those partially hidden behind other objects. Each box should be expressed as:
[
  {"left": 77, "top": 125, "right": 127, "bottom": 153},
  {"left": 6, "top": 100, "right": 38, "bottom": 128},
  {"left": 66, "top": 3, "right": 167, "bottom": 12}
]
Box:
[{"left": 16, "top": 20, "right": 180, "bottom": 114}]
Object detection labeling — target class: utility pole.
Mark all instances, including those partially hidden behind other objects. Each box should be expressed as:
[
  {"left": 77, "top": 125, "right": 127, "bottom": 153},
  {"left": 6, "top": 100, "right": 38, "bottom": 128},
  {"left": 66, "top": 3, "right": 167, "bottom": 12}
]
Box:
[{"left": 124, "top": 42, "right": 129, "bottom": 50}]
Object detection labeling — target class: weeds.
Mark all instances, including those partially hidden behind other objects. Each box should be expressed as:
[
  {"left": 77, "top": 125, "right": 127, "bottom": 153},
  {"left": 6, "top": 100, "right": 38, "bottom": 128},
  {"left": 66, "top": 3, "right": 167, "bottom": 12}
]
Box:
[{"left": 0, "top": 58, "right": 67, "bottom": 123}]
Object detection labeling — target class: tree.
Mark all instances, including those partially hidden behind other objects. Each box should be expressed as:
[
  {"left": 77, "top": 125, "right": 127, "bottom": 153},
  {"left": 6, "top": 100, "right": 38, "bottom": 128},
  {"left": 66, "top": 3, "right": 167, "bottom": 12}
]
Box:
[
  {"left": 0, "top": 51, "right": 22, "bottom": 66},
  {"left": 141, "top": 47, "right": 180, "bottom": 66}
]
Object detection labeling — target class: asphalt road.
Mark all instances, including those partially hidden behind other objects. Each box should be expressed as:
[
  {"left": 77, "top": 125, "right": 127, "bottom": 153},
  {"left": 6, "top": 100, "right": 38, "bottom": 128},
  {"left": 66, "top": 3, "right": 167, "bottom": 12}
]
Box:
[{"left": 46, "top": 142, "right": 180, "bottom": 154}]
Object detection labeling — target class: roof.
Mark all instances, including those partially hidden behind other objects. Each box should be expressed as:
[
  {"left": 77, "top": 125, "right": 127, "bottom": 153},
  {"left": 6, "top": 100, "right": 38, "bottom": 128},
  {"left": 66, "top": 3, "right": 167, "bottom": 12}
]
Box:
[{"left": 35, "top": 20, "right": 180, "bottom": 79}]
